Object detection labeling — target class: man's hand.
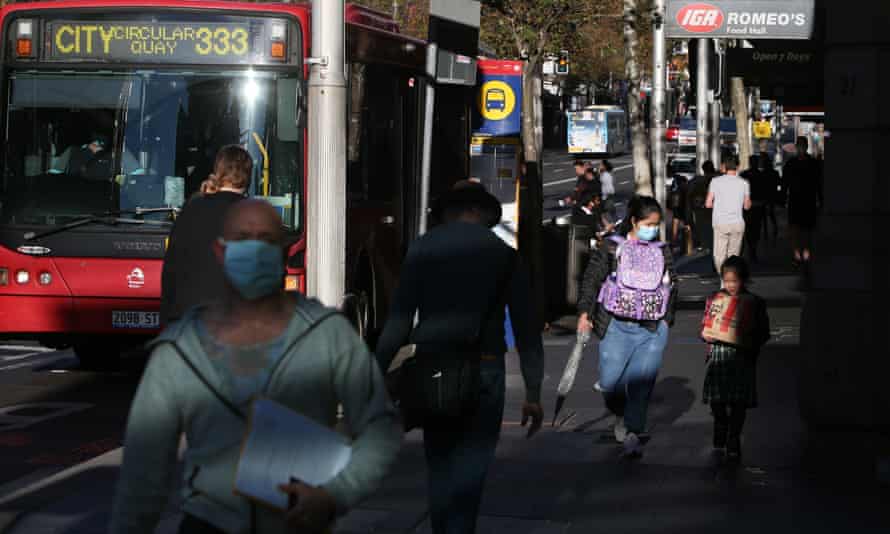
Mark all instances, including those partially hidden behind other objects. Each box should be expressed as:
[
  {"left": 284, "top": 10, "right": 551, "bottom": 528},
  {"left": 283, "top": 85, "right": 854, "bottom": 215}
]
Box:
[
  {"left": 279, "top": 479, "right": 336, "bottom": 533},
  {"left": 521, "top": 402, "right": 543, "bottom": 439},
  {"left": 577, "top": 313, "right": 593, "bottom": 334}
]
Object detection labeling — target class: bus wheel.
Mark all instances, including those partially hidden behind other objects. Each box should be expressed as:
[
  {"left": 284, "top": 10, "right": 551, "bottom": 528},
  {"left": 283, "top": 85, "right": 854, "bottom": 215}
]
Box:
[{"left": 73, "top": 343, "right": 120, "bottom": 371}]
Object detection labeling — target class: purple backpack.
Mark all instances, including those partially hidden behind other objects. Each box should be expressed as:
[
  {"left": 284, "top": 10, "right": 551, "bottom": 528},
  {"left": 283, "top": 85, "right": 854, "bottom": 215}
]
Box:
[{"left": 597, "top": 236, "right": 671, "bottom": 321}]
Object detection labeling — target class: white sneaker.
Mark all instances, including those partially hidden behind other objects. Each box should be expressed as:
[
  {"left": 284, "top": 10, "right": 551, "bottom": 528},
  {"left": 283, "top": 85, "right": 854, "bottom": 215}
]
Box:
[
  {"left": 621, "top": 432, "right": 643, "bottom": 459},
  {"left": 593, "top": 381, "right": 605, "bottom": 393},
  {"left": 613, "top": 417, "right": 628, "bottom": 443}
]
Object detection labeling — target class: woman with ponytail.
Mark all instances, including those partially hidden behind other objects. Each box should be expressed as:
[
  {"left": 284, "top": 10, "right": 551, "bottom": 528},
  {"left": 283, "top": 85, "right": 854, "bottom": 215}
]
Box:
[
  {"left": 161, "top": 145, "right": 253, "bottom": 324},
  {"left": 576, "top": 195, "right": 678, "bottom": 459}
]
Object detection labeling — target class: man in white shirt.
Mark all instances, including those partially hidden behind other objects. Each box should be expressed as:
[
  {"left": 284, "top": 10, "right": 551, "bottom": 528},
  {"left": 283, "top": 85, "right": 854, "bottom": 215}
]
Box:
[{"left": 706, "top": 156, "right": 751, "bottom": 272}]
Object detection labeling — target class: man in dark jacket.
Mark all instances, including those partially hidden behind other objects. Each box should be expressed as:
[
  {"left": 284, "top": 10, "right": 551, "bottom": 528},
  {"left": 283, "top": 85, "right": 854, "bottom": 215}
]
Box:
[
  {"left": 160, "top": 145, "right": 252, "bottom": 324},
  {"left": 375, "top": 186, "right": 544, "bottom": 534},
  {"left": 686, "top": 160, "right": 718, "bottom": 253}
]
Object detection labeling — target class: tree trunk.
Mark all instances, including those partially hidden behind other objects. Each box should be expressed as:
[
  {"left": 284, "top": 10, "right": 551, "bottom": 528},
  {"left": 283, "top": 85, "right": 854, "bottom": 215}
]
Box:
[
  {"left": 623, "top": 0, "right": 652, "bottom": 196},
  {"left": 519, "top": 60, "right": 546, "bottom": 329},
  {"left": 731, "top": 77, "right": 751, "bottom": 172}
]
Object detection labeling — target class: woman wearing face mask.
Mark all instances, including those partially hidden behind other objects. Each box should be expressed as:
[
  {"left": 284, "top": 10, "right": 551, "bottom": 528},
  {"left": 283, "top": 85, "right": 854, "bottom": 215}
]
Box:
[{"left": 576, "top": 196, "right": 678, "bottom": 459}]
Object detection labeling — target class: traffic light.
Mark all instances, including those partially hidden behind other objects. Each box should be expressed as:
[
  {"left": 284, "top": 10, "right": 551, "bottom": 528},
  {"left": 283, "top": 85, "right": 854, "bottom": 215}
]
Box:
[{"left": 557, "top": 50, "right": 569, "bottom": 75}]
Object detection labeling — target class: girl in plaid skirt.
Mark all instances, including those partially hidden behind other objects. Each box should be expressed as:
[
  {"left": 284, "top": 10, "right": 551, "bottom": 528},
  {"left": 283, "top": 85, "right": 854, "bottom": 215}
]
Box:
[{"left": 702, "top": 256, "right": 770, "bottom": 461}]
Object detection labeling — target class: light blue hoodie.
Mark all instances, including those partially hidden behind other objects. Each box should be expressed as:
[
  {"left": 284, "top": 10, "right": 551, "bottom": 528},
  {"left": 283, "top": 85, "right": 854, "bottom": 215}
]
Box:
[{"left": 109, "top": 298, "right": 401, "bottom": 534}]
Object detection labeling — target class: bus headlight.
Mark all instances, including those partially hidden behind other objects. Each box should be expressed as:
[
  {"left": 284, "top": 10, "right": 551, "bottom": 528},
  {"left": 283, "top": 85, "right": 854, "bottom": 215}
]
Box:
[
  {"left": 38, "top": 272, "right": 52, "bottom": 285},
  {"left": 15, "top": 270, "right": 29, "bottom": 285},
  {"left": 0, "top": 268, "right": 7, "bottom": 286}
]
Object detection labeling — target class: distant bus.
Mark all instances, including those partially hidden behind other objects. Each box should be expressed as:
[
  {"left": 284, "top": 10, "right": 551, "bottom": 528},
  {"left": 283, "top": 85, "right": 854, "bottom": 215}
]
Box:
[{"left": 566, "top": 106, "right": 627, "bottom": 155}]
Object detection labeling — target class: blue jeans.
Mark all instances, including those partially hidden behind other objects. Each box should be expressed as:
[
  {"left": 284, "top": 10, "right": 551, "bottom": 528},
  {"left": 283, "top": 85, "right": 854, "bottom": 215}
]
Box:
[
  {"left": 423, "top": 360, "right": 505, "bottom": 534},
  {"left": 598, "top": 319, "right": 668, "bottom": 434}
]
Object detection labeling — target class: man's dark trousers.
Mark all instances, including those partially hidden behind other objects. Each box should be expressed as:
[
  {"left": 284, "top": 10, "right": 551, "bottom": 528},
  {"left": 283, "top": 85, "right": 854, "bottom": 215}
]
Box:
[{"left": 423, "top": 359, "right": 505, "bottom": 534}]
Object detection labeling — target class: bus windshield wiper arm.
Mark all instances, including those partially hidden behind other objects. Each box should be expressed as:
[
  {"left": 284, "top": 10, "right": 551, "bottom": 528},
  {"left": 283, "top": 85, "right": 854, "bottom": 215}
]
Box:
[{"left": 24, "top": 213, "right": 171, "bottom": 241}]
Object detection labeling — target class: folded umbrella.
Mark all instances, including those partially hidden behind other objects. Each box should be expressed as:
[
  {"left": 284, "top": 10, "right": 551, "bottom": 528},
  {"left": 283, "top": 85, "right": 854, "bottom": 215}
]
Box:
[{"left": 552, "top": 329, "right": 591, "bottom": 426}]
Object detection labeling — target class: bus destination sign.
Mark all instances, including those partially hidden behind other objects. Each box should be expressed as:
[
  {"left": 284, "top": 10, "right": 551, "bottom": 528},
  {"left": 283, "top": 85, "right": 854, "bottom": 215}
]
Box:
[{"left": 47, "top": 21, "right": 257, "bottom": 63}]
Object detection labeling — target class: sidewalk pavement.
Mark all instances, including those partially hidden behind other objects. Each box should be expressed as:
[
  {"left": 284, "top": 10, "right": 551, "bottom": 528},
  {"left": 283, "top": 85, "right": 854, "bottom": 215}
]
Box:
[{"left": 3, "top": 307, "right": 888, "bottom": 534}]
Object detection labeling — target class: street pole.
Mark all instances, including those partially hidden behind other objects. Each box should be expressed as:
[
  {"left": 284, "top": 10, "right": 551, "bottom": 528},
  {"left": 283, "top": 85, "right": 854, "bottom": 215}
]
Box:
[
  {"left": 710, "top": 96, "right": 721, "bottom": 168},
  {"left": 651, "top": 0, "right": 666, "bottom": 232},
  {"left": 307, "top": 0, "right": 347, "bottom": 307},
  {"left": 417, "top": 43, "right": 437, "bottom": 235},
  {"left": 695, "top": 38, "right": 710, "bottom": 174},
  {"left": 710, "top": 39, "right": 722, "bottom": 169}
]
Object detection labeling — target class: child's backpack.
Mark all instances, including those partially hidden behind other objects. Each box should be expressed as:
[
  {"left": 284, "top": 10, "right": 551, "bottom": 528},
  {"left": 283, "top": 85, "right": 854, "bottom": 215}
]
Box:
[{"left": 597, "top": 236, "right": 671, "bottom": 321}]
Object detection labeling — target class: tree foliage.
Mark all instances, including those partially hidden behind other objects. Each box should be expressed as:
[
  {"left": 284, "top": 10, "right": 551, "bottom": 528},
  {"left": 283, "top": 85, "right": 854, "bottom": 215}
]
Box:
[{"left": 353, "top": 0, "right": 429, "bottom": 40}]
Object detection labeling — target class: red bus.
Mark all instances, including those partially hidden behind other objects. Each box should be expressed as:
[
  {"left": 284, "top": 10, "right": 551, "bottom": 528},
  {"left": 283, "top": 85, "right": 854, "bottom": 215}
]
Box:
[{"left": 0, "top": 1, "right": 470, "bottom": 367}]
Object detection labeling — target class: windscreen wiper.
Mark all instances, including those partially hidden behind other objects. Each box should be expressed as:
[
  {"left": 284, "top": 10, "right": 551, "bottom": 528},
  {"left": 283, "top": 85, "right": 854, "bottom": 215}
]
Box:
[{"left": 23, "top": 213, "right": 171, "bottom": 241}]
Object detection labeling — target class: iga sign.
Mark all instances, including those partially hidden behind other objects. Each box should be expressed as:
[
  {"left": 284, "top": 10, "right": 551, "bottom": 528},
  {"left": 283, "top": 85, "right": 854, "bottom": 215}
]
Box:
[{"left": 666, "top": 0, "right": 814, "bottom": 39}]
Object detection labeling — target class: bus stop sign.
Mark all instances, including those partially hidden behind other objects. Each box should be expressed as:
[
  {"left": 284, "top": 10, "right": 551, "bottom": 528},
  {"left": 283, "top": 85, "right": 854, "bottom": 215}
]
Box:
[{"left": 665, "top": 0, "right": 815, "bottom": 40}]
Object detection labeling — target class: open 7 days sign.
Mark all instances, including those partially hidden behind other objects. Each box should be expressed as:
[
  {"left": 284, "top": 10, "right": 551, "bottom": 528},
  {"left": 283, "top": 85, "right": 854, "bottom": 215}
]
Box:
[{"left": 665, "top": 0, "right": 814, "bottom": 39}]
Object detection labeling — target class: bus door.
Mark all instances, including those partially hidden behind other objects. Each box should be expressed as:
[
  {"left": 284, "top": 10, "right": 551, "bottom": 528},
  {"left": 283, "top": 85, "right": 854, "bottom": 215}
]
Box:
[{"left": 346, "top": 63, "right": 409, "bottom": 313}]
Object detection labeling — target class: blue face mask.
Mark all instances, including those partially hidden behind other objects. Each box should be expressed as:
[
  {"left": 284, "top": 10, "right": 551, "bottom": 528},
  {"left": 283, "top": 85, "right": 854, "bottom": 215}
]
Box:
[
  {"left": 221, "top": 239, "right": 285, "bottom": 300},
  {"left": 637, "top": 225, "right": 659, "bottom": 242}
]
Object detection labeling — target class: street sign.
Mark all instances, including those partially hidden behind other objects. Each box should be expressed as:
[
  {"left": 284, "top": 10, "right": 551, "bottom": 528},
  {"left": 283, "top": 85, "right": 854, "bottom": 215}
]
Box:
[
  {"left": 474, "top": 60, "right": 523, "bottom": 137},
  {"left": 753, "top": 120, "right": 772, "bottom": 138},
  {"left": 726, "top": 43, "right": 823, "bottom": 106},
  {"left": 665, "top": 0, "right": 815, "bottom": 40}
]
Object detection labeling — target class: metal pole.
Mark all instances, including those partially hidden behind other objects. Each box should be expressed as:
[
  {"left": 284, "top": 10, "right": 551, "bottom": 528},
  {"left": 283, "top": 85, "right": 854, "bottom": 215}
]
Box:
[
  {"left": 307, "top": 0, "right": 347, "bottom": 306},
  {"left": 417, "top": 43, "right": 437, "bottom": 235},
  {"left": 710, "top": 39, "right": 723, "bottom": 168},
  {"left": 651, "top": 0, "right": 666, "bottom": 230},
  {"left": 710, "top": 96, "right": 721, "bottom": 167},
  {"left": 695, "top": 38, "right": 710, "bottom": 173}
]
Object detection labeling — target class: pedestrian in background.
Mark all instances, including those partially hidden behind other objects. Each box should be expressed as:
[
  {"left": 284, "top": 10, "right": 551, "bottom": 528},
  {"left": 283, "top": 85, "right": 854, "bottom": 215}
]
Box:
[
  {"left": 702, "top": 256, "right": 770, "bottom": 462},
  {"left": 160, "top": 145, "right": 251, "bottom": 325},
  {"left": 376, "top": 186, "right": 544, "bottom": 534},
  {"left": 783, "top": 136, "right": 823, "bottom": 268},
  {"left": 598, "top": 159, "right": 616, "bottom": 220},
  {"left": 561, "top": 159, "right": 590, "bottom": 207},
  {"left": 112, "top": 200, "right": 401, "bottom": 534},
  {"left": 741, "top": 154, "right": 768, "bottom": 264},
  {"left": 577, "top": 196, "right": 677, "bottom": 459},
  {"left": 759, "top": 151, "right": 781, "bottom": 243},
  {"left": 687, "top": 160, "right": 718, "bottom": 254},
  {"left": 706, "top": 155, "right": 751, "bottom": 274},
  {"left": 668, "top": 172, "right": 691, "bottom": 256}
]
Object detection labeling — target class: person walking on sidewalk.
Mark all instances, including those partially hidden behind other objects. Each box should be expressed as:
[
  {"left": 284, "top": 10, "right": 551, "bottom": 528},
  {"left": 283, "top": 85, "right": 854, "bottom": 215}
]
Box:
[
  {"left": 376, "top": 186, "right": 544, "bottom": 534},
  {"left": 702, "top": 256, "right": 770, "bottom": 461},
  {"left": 740, "top": 154, "right": 769, "bottom": 264},
  {"left": 160, "top": 145, "right": 250, "bottom": 325},
  {"left": 577, "top": 196, "right": 678, "bottom": 459},
  {"left": 111, "top": 200, "right": 401, "bottom": 534},
  {"left": 687, "top": 160, "right": 718, "bottom": 253},
  {"left": 759, "top": 151, "right": 781, "bottom": 243},
  {"left": 783, "top": 136, "right": 824, "bottom": 268},
  {"left": 706, "top": 155, "right": 751, "bottom": 273}
]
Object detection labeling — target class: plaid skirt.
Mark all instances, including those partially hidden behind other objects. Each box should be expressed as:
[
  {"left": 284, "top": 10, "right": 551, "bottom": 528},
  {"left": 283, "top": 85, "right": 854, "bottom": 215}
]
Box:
[{"left": 702, "top": 343, "right": 758, "bottom": 408}]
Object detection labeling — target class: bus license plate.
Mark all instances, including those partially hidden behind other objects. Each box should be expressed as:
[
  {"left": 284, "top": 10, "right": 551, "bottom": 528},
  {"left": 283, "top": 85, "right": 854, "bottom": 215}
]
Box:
[{"left": 112, "top": 310, "right": 160, "bottom": 329}]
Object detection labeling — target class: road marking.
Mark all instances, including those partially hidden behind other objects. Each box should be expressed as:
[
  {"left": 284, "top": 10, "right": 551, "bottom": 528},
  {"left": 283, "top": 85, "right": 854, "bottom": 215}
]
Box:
[
  {"left": 2, "top": 352, "right": 45, "bottom": 362},
  {"left": 0, "top": 352, "right": 70, "bottom": 372},
  {"left": 0, "top": 402, "right": 93, "bottom": 432},
  {"left": 619, "top": 180, "right": 631, "bottom": 185},
  {"left": 0, "top": 345, "right": 55, "bottom": 353},
  {"left": 544, "top": 163, "right": 633, "bottom": 188}
]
